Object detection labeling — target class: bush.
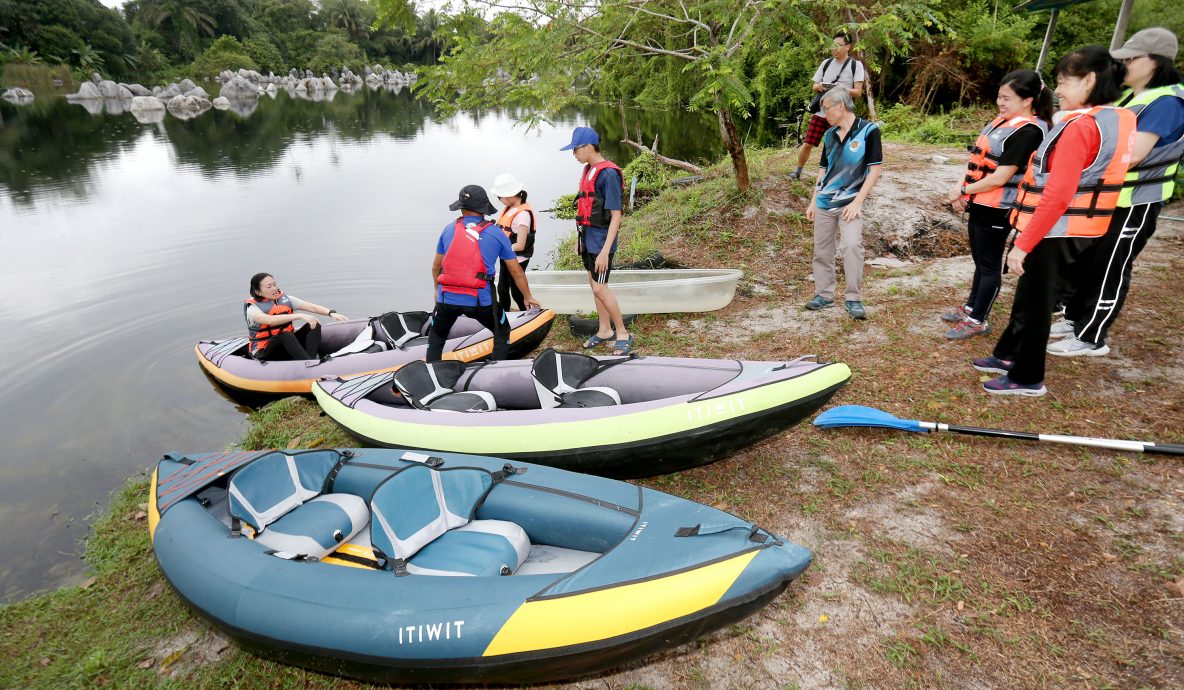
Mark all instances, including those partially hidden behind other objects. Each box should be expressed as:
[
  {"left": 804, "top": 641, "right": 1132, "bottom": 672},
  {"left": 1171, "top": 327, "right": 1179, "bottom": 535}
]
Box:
[
  {"left": 878, "top": 102, "right": 991, "bottom": 146},
  {"left": 33, "top": 25, "right": 84, "bottom": 64},
  {"left": 243, "top": 37, "right": 284, "bottom": 75},
  {"left": 189, "top": 36, "right": 258, "bottom": 79},
  {"left": 306, "top": 33, "right": 363, "bottom": 76}
]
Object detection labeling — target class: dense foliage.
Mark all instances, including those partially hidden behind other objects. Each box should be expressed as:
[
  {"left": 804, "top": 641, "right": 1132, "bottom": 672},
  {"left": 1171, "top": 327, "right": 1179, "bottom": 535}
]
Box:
[
  {"left": 414, "top": 0, "right": 1181, "bottom": 190},
  {"left": 0, "top": 0, "right": 431, "bottom": 84}
]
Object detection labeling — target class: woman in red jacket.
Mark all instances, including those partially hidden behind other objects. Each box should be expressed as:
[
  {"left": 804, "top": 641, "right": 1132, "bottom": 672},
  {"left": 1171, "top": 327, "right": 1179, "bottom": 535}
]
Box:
[{"left": 973, "top": 46, "right": 1136, "bottom": 396}]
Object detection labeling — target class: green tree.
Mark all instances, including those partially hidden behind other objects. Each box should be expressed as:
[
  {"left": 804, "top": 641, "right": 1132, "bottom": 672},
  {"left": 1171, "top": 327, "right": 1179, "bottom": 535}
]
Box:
[
  {"left": 307, "top": 33, "right": 363, "bottom": 75},
  {"left": 243, "top": 36, "right": 285, "bottom": 74},
  {"left": 132, "top": 0, "right": 217, "bottom": 62},
  {"left": 189, "top": 34, "right": 257, "bottom": 78},
  {"left": 251, "top": 0, "right": 317, "bottom": 34},
  {"left": 419, "top": 1, "right": 807, "bottom": 192}
]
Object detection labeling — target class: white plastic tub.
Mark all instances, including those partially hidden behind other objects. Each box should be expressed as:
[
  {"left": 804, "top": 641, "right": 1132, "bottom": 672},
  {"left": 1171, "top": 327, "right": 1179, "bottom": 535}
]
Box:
[{"left": 524, "top": 269, "right": 743, "bottom": 314}]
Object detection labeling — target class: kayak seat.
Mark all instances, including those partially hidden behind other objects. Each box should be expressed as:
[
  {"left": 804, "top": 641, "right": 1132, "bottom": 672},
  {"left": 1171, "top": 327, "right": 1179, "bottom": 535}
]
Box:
[
  {"left": 531, "top": 348, "right": 620, "bottom": 409},
  {"left": 393, "top": 360, "right": 496, "bottom": 413},
  {"left": 375, "top": 311, "right": 432, "bottom": 348},
  {"left": 228, "top": 451, "right": 368, "bottom": 560},
  {"left": 369, "top": 464, "right": 528, "bottom": 576}
]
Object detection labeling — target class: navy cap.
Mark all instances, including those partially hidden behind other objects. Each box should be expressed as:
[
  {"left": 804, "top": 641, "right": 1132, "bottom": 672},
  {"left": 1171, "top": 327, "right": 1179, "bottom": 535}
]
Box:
[
  {"left": 448, "top": 184, "right": 498, "bottom": 216},
  {"left": 560, "top": 126, "right": 600, "bottom": 151}
]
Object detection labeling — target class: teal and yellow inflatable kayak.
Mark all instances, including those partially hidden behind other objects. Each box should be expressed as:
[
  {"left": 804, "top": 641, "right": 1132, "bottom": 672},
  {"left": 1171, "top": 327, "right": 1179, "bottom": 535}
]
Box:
[{"left": 150, "top": 448, "right": 813, "bottom": 684}]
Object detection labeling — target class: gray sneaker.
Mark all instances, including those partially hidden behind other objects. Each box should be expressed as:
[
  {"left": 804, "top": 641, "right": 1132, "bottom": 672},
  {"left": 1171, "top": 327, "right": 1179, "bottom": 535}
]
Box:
[
  {"left": 941, "top": 305, "right": 972, "bottom": 323},
  {"left": 845, "top": 300, "right": 867, "bottom": 320},
  {"left": 1050, "top": 318, "right": 1076, "bottom": 337},
  {"left": 805, "top": 295, "right": 835, "bottom": 310},
  {"left": 944, "top": 319, "right": 989, "bottom": 340},
  {"left": 1047, "top": 336, "right": 1110, "bottom": 357}
]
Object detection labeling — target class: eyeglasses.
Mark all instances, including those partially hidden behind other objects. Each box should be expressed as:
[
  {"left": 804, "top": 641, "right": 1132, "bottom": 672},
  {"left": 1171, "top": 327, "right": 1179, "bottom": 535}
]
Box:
[
  {"left": 823, "top": 101, "right": 844, "bottom": 113},
  {"left": 1122, "top": 55, "right": 1148, "bottom": 65}
]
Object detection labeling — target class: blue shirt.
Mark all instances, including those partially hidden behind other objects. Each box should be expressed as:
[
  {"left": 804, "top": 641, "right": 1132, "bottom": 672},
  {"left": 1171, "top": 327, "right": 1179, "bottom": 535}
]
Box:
[
  {"left": 581, "top": 166, "right": 623, "bottom": 255},
  {"left": 1137, "top": 95, "right": 1184, "bottom": 149},
  {"left": 816, "top": 118, "right": 883, "bottom": 210},
  {"left": 435, "top": 215, "right": 517, "bottom": 307}
]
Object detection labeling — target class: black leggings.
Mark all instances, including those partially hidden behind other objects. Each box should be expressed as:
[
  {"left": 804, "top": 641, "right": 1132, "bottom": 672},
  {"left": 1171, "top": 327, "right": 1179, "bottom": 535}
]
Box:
[
  {"left": 253, "top": 325, "right": 321, "bottom": 361},
  {"left": 992, "top": 237, "right": 1095, "bottom": 384},
  {"left": 964, "top": 218, "right": 1010, "bottom": 322},
  {"left": 497, "top": 258, "right": 529, "bottom": 311}
]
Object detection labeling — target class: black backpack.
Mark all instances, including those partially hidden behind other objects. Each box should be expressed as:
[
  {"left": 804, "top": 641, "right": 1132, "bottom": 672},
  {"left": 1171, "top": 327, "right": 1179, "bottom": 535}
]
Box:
[{"left": 808, "top": 58, "right": 860, "bottom": 112}]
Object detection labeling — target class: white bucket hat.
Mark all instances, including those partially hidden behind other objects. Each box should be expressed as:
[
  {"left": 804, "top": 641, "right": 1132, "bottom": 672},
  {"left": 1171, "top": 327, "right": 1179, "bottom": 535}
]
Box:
[{"left": 491, "top": 173, "right": 525, "bottom": 198}]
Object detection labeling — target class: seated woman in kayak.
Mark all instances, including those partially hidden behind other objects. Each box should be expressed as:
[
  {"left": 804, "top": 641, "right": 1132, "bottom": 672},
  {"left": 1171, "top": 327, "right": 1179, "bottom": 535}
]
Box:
[{"left": 244, "top": 272, "right": 348, "bottom": 361}]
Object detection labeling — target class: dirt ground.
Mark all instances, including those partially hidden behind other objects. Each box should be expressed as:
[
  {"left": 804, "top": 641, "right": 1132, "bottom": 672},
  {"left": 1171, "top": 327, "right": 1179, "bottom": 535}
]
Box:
[{"left": 544, "top": 144, "right": 1183, "bottom": 689}]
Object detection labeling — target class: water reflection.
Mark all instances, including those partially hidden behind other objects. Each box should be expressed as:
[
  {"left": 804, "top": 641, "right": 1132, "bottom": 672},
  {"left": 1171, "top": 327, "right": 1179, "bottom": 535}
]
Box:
[{"left": 0, "top": 88, "right": 781, "bottom": 601}]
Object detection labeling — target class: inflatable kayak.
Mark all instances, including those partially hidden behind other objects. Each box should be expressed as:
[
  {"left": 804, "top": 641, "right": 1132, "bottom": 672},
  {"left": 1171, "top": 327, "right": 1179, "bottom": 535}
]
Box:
[
  {"left": 195, "top": 308, "right": 554, "bottom": 394},
  {"left": 312, "top": 349, "right": 851, "bottom": 477},
  {"left": 149, "top": 447, "right": 813, "bottom": 684}
]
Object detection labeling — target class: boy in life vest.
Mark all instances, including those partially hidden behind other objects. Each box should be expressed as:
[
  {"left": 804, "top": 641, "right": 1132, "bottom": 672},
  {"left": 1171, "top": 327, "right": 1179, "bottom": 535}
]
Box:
[
  {"left": 428, "top": 185, "right": 540, "bottom": 363},
  {"left": 560, "top": 126, "right": 633, "bottom": 355}
]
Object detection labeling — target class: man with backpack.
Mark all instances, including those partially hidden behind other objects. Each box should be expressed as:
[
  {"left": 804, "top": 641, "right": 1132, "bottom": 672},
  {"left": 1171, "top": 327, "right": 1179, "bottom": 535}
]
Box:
[
  {"left": 791, "top": 32, "right": 866, "bottom": 181},
  {"left": 428, "top": 185, "right": 539, "bottom": 362}
]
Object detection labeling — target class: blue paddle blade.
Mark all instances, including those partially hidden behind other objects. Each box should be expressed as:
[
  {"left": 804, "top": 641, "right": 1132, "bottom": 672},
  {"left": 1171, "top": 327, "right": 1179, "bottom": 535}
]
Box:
[{"left": 813, "top": 405, "right": 929, "bottom": 433}]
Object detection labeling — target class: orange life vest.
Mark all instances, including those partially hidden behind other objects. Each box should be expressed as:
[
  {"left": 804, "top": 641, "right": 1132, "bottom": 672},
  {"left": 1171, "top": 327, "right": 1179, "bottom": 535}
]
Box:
[
  {"left": 575, "top": 160, "right": 623, "bottom": 229},
  {"left": 244, "top": 292, "right": 295, "bottom": 353},
  {"left": 963, "top": 114, "right": 1047, "bottom": 209},
  {"left": 1010, "top": 105, "right": 1137, "bottom": 239},
  {"left": 437, "top": 219, "right": 495, "bottom": 298},
  {"left": 496, "top": 202, "right": 535, "bottom": 258}
]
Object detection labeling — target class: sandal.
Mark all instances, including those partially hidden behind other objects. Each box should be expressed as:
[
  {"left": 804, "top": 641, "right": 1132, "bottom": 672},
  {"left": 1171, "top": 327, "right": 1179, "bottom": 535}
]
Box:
[
  {"left": 610, "top": 336, "right": 634, "bottom": 356},
  {"left": 582, "top": 331, "right": 615, "bottom": 349}
]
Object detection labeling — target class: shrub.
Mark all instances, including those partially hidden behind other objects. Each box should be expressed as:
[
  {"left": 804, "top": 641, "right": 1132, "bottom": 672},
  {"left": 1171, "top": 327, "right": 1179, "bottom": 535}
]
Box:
[{"left": 189, "top": 36, "right": 258, "bottom": 79}]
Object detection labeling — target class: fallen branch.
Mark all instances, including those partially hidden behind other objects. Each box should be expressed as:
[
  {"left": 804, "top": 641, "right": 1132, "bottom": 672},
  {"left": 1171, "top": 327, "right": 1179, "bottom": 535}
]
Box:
[{"left": 619, "top": 138, "right": 704, "bottom": 175}]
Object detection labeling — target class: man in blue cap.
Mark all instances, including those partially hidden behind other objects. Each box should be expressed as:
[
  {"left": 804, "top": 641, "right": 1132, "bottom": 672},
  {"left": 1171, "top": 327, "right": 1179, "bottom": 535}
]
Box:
[
  {"left": 561, "top": 126, "right": 632, "bottom": 355},
  {"left": 428, "top": 184, "right": 539, "bottom": 362}
]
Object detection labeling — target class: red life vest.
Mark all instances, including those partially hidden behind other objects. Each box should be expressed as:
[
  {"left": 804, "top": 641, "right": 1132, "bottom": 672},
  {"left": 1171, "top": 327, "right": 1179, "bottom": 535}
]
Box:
[
  {"left": 1010, "top": 105, "right": 1137, "bottom": 240},
  {"left": 438, "top": 219, "right": 495, "bottom": 298},
  {"left": 963, "top": 114, "right": 1047, "bottom": 209},
  {"left": 575, "top": 160, "right": 623, "bottom": 229},
  {"left": 496, "top": 202, "right": 536, "bottom": 258},
  {"left": 244, "top": 292, "right": 295, "bottom": 353}
]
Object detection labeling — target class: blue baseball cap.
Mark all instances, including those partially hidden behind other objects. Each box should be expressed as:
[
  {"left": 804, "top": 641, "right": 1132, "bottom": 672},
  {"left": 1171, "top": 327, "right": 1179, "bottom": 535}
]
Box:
[{"left": 560, "top": 126, "right": 600, "bottom": 151}]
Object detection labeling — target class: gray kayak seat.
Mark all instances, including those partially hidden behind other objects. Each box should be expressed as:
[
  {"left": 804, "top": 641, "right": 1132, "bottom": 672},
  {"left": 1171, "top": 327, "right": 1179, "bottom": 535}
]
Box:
[
  {"left": 227, "top": 451, "right": 368, "bottom": 560},
  {"left": 392, "top": 360, "right": 496, "bottom": 412},
  {"left": 369, "top": 464, "right": 529, "bottom": 576},
  {"left": 375, "top": 311, "right": 431, "bottom": 348},
  {"left": 530, "top": 348, "right": 621, "bottom": 409},
  {"left": 327, "top": 311, "right": 432, "bottom": 359}
]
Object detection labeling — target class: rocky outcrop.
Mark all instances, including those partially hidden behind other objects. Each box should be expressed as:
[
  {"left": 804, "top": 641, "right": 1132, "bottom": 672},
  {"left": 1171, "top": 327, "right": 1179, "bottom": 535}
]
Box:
[
  {"left": 185, "top": 85, "right": 210, "bottom": 100},
  {"left": 130, "top": 96, "right": 165, "bottom": 113},
  {"left": 219, "top": 75, "right": 261, "bottom": 100},
  {"left": 154, "top": 83, "right": 183, "bottom": 101},
  {"left": 66, "top": 81, "right": 103, "bottom": 100},
  {"left": 166, "top": 94, "right": 212, "bottom": 120},
  {"left": 212, "top": 96, "right": 231, "bottom": 110},
  {"left": 122, "top": 83, "right": 153, "bottom": 97},
  {"left": 2, "top": 87, "right": 34, "bottom": 103}
]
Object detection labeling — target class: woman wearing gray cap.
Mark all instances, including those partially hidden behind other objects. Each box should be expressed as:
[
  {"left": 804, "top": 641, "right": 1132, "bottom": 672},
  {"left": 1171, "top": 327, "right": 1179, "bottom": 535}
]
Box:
[{"left": 1052, "top": 27, "right": 1184, "bottom": 358}]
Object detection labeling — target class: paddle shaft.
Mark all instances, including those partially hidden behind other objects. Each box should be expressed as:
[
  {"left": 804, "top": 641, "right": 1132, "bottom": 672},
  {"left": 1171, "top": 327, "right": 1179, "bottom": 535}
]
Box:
[{"left": 920, "top": 422, "right": 1184, "bottom": 456}]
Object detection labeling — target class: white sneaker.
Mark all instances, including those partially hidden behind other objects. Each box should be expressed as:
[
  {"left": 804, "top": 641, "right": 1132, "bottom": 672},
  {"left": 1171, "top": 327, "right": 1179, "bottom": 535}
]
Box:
[
  {"left": 1050, "top": 318, "right": 1076, "bottom": 337},
  {"left": 1047, "top": 337, "right": 1110, "bottom": 357}
]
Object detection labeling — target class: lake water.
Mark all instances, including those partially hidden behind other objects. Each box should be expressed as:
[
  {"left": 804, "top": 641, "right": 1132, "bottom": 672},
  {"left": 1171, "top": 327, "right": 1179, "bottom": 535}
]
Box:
[{"left": 0, "top": 85, "right": 781, "bottom": 600}]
